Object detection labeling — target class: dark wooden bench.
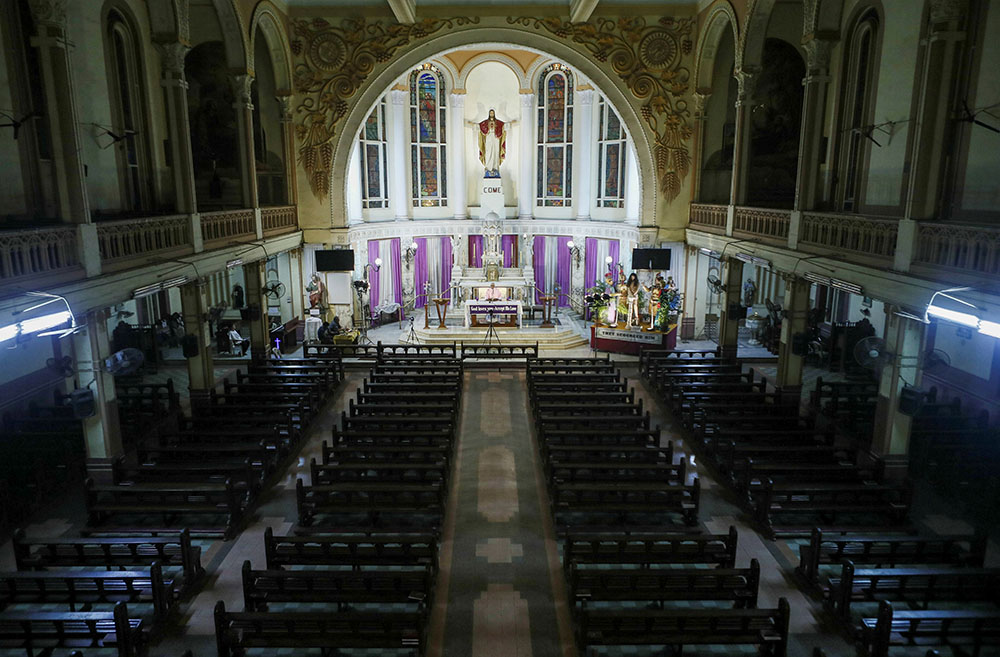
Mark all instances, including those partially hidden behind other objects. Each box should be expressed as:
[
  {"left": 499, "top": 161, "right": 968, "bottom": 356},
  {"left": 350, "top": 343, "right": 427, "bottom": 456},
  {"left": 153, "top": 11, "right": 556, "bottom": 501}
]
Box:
[
  {"left": 570, "top": 559, "right": 760, "bottom": 609},
  {"left": 860, "top": 600, "right": 1000, "bottom": 657},
  {"left": 552, "top": 479, "right": 700, "bottom": 528},
  {"left": 310, "top": 459, "right": 447, "bottom": 487},
  {"left": 214, "top": 601, "right": 425, "bottom": 656},
  {"left": 324, "top": 443, "right": 451, "bottom": 466},
  {"left": 576, "top": 599, "right": 789, "bottom": 656},
  {"left": 796, "top": 528, "right": 986, "bottom": 585},
  {"left": 549, "top": 460, "right": 686, "bottom": 486},
  {"left": 263, "top": 527, "right": 437, "bottom": 571},
  {"left": 378, "top": 341, "right": 457, "bottom": 360},
  {"left": 563, "top": 526, "right": 738, "bottom": 569},
  {"left": 242, "top": 560, "right": 433, "bottom": 611},
  {"left": 0, "top": 602, "right": 144, "bottom": 657},
  {"left": 544, "top": 443, "right": 674, "bottom": 467},
  {"left": 461, "top": 343, "right": 539, "bottom": 361},
  {"left": 13, "top": 529, "right": 204, "bottom": 590},
  {"left": 296, "top": 479, "right": 445, "bottom": 527},
  {"left": 330, "top": 429, "right": 453, "bottom": 449}
]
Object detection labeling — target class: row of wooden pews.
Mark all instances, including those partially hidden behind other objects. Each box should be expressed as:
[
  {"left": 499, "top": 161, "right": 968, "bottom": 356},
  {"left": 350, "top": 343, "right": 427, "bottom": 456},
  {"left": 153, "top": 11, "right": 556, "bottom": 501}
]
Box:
[
  {"left": 0, "top": 529, "right": 205, "bottom": 655},
  {"left": 527, "top": 357, "right": 790, "bottom": 656},
  {"left": 87, "top": 357, "right": 342, "bottom": 540},
  {"left": 640, "top": 348, "right": 912, "bottom": 539},
  {"left": 214, "top": 349, "right": 460, "bottom": 656}
]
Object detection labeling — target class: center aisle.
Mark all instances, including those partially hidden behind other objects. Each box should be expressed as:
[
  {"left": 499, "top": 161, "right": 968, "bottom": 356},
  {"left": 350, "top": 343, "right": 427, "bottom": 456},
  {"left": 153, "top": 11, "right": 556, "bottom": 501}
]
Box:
[{"left": 430, "top": 370, "right": 574, "bottom": 657}]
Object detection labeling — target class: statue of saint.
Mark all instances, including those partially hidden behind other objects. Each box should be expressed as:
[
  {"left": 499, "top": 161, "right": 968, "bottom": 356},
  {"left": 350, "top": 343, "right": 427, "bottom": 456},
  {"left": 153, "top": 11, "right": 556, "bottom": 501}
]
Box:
[{"left": 467, "top": 109, "right": 518, "bottom": 179}]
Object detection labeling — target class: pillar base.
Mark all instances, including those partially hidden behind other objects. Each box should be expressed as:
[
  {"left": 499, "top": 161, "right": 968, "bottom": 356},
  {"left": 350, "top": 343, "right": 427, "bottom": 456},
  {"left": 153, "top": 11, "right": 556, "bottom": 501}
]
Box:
[
  {"left": 869, "top": 452, "right": 910, "bottom": 483},
  {"left": 719, "top": 344, "right": 738, "bottom": 360},
  {"left": 775, "top": 384, "right": 802, "bottom": 402},
  {"left": 86, "top": 458, "right": 118, "bottom": 485}
]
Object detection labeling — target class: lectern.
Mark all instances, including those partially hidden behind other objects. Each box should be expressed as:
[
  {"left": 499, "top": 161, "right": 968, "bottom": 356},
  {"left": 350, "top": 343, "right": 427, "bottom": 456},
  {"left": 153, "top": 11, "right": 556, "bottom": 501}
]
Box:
[
  {"left": 539, "top": 294, "right": 557, "bottom": 328},
  {"left": 433, "top": 297, "right": 449, "bottom": 329}
]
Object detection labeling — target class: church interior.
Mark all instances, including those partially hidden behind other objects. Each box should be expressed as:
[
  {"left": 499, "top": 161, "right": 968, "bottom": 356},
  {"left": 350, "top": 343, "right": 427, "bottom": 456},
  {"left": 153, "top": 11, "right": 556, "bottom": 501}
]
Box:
[{"left": 0, "top": 0, "right": 998, "bottom": 655}]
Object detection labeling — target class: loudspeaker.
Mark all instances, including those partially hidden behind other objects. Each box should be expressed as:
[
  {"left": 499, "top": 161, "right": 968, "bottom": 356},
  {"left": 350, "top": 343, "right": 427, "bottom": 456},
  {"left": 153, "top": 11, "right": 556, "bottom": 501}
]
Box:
[
  {"left": 791, "top": 332, "right": 810, "bottom": 356},
  {"left": 898, "top": 385, "right": 924, "bottom": 416},
  {"left": 728, "top": 302, "right": 742, "bottom": 316},
  {"left": 69, "top": 388, "right": 95, "bottom": 419},
  {"left": 181, "top": 334, "right": 199, "bottom": 358}
]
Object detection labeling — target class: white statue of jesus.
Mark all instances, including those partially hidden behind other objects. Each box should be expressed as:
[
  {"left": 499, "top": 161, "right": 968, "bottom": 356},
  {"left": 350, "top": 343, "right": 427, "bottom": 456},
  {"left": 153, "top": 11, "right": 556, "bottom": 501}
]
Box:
[{"left": 467, "top": 108, "right": 517, "bottom": 179}]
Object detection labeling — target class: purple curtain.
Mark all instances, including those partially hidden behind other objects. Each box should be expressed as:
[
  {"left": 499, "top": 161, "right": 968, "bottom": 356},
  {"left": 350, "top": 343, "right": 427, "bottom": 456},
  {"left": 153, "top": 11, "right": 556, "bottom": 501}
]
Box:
[
  {"left": 556, "top": 236, "right": 571, "bottom": 307},
  {"left": 501, "top": 235, "right": 517, "bottom": 268},
  {"left": 584, "top": 237, "right": 598, "bottom": 319},
  {"left": 609, "top": 240, "right": 620, "bottom": 273},
  {"left": 533, "top": 236, "right": 545, "bottom": 304},
  {"left": 389, "top": 238, "right": 402, "bottom": 306},
  {"left": 468, "top": 235, "right": 484, "bottom": 267},
  {"left": 441, "top": 237, "right": 452, "bottom": 300},
  {"left": 413, "top": 237, "right": 428, "bottom": 309},
  {"left": 367, "top": 240, "right": 380, "bottom": 316}
]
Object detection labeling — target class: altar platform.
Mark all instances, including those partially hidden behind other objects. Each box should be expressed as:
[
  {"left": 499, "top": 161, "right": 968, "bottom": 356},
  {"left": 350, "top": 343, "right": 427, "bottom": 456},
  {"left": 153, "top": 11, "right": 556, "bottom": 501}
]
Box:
[{"left": 399, "top": 314, "right": 589, "bottom": 350}]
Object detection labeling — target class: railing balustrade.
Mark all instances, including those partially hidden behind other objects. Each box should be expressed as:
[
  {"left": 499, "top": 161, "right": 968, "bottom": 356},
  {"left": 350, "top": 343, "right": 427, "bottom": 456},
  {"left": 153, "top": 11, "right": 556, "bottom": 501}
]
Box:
[
  {"left": 97, "top": 215, "right": 192, "bottom": 269},
  {"left": 0, "top": 226, "right": 80, "bottom": 282},
  {"left": 913, "top": 222, "right": 1000, "bottom": 276},
  {"left": 733, "top": 207, "right": 790, "bottom": 241},
  {"left": 799, "top": 212, "right": 897, "bottom": 259},
  {"left": 201, "top": 209, "right": 256, "bottom": 244},
  {"left": 261, "top": 206, "right": 298, "bottom": 236},
  {"left": 688, "top": 203, "right": 727, "bottom": 232}
]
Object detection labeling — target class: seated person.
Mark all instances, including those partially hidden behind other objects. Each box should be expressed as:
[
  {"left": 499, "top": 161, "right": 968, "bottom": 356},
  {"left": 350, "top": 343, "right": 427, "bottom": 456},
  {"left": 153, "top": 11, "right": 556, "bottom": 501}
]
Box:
[
  {"left": 482, "top": 282, "right": 505, "bottom": 301},
  {"left": 316, "top": 321, "right": 330, "bottom": 343},
  {"left": 227, "top": 323, "right": 251, "bottom": 356},
  {"left": 330, "top": 315, "right": 342, "bottom": 334}
]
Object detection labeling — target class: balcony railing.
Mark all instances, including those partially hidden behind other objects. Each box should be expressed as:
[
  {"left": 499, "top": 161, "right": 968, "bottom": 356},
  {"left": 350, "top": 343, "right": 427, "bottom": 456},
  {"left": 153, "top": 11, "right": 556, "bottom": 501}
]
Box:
[
  {"left": 689, "top": 203, "right": 727, "bottom": 233},
  {"left": 261, "top": 206, "right": 298, "bottom": 236},
  {"left": 0, "top": 226, "right": 80, "bottom": 282},
  {"left": 799, "top": 212, "right": 898, "bottom": 260},
  {"left": 201, "top": 209, "right": 256, "bottom": 245},
  {"left": 733, "top": 207, "right": 790, "bottom": 242},
  {"left": 98, "top": 214, "right": 192, "bottom": 271},
  {"left": 913, "top": 221, "right": 1000, "bottom": 276}
]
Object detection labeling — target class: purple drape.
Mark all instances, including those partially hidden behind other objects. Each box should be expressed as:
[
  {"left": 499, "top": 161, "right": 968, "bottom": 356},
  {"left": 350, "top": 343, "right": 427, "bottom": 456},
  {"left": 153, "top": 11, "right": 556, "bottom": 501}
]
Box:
[
  {"left": 441, "top": 238, "right": 452, "bottom": 301},
  {"left": 584, "top": 237, "right": 598, "bottom": 319},
  {"left": 468, "top": 235, "right": 484, "bottom": 267},
  {"left": 501, "top": 235, "right": 517, "bottom": 268},
  {"left": 609, "top": 240, "right": 620, "bottom": 272},
  {"left": 389, "top": 238, "right": 402, "bottom": 306},
  {"left": 413, "top": 237, "right": 428, "bottom": 309},
  {"left": 556, "top": 236, "right": 571, "bottom": 307},
  {"left": 533, "top": 236, "right": 545, "bottom": 304},
  {"left": 367, "top": 240, "right": 380, "bottom": 316}
]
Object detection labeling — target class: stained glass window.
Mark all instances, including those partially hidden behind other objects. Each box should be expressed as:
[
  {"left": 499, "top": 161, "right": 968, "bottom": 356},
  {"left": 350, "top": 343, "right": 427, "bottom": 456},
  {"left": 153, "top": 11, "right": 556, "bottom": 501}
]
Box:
[
  {"left": 409, "top": 64, "right": 447, "bottom": 207},
  {"left": 360, "top": 98, "right": 389, "bottom": 209},
  {"left": 597, "top": 96, "right": 627, "bottom": 208},
  {"left": 536, "top": 64, "right": 573, "bottom": 207}
]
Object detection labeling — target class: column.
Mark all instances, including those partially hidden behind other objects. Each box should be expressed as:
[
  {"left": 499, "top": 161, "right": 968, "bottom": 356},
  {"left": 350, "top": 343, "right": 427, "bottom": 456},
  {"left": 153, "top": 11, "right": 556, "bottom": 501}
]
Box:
[
  {"left": 242, "top": 261, "right": 270, "bottom": 354},
  {"left": 518, "top": 91, "right": 535, "bottom": 219},
  {"left": 715, "top": 257, "right": 744, "bottom": 359},
  {"left": 277, "top": 94, "right": 297, "bottom": 206},
  {"left": 691, "top": 91, "right": 711, "bottom": 202},
  {"left": 156, "top": 42, "right": 198, "bottom": 213},
  {"left": 794, "top": 38, "right": 834, "bottom": 211},
  {"left": 72, "top": 310, "right": 123, "bottom": 483},
  {"left": 232, "top": 73, "right": 259, "bottom": 209},
  {"left": 776, "top": 276, "right": 811, "bottom": 391},
  {"left": 871, "top": 311, "right": 927, "bottom": 480},
  {"left": 448, "top": 92, "right": 467, "bottom": 219},
  {"left": 904, "top": 0, "right": 968, "bottom": 219},
  {"left": 180, "top": 281, "right": 215, "bottom": 395},
  {"left": 389, "top": 87, "right": 409, "bottom": 221},
  {"left": 625, "top": 133, "right": 640, "bottom": 225},
  {"left": 28, "top": 2, "right": 89, "bottom": 222},
  {"left": 574, "top": 87, "right": 595, "bottom": 220},
  {"left": 289, "top": 248, "right": 305, "bottom": 319},
  {"left": 729, "top": 67, "right": 758, "bottom": 206}
]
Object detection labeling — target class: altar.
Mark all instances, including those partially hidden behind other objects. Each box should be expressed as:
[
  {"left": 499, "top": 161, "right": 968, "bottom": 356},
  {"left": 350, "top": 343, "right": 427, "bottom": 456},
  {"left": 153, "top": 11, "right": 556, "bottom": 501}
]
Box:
[{"left": 465, "top": 300, "right": 523, "bottom": 328}]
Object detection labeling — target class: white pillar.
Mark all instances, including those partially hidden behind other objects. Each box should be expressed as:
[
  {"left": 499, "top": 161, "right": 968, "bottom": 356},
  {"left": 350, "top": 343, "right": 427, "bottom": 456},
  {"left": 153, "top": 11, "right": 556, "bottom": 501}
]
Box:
[
  {"left": 156, "top": 42, "right": 198, "bottom": 213},
  {"left": 72, "top": 310, "right": 122, "bottom": 482},
  {"left": 232, "top": 73, "right": 258, "bottom": 208},
  {"left": 389, "top": 88, "right": 410, "bottom": 221},
  {"left": 574, "top": 88, "right": 595, "bottom": 220},
  {"left": 518, "top": 91, "right": 535, "bottom": 219},
  {"left": 625, "top": 135, "right": 640, "bottom": 225},
  {"left": 449, "top": 92, "right": 467, "bottom": 219},
  {"left": 347, "top": 141, "right": 363, "bottom": 225}
]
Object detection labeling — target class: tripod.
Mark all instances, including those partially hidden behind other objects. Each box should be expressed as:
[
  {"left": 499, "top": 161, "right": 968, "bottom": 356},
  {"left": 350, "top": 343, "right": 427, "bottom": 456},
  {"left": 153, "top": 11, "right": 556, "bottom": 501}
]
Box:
[
  {"left": 483, "top": 309, "right": 502, "bottom": 345},
  {"left": 354, "top": 286, "right": 375, "bottom": 346},
  {"left": 403, "top": 316, "right": 420, "bottom": 344}
]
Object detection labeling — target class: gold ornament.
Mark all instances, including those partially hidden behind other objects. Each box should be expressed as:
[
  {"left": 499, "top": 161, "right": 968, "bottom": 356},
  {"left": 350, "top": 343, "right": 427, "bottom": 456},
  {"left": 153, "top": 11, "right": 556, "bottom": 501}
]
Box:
[{"left": 508, "top": 15, "right": 694, "bottom": 203}]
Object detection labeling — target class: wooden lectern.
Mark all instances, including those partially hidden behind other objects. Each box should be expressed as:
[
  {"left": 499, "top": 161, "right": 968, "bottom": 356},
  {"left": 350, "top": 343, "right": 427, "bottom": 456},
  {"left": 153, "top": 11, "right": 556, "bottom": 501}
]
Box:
[
  {"left": 539, "top": 295, "right": 557, "bottom": 328},
  {"left": 433, "top": 297, "right": 449, "bottom": 329}
]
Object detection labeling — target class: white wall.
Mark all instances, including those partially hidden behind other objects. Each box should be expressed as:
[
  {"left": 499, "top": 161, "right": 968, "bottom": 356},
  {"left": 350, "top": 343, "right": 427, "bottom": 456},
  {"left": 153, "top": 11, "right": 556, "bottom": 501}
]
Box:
[{"left": 464, "top": 62, "right": 521, "bottom": 210}]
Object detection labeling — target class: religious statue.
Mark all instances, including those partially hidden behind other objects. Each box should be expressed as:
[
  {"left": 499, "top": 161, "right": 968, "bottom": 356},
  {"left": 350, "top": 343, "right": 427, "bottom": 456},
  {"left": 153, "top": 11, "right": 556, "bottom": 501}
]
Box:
[
  {"left": 624, "top": 273, "right": 642, "bottom": 329},
  {"left": 743, "top": 278, "right": 757, "bottom": 307},
  {"left": 476, "top": 109, "right": 507, "bottom": 178},
  {"left": 306, "top": 273, "right": 326, "bottom": 311},
  {"left": 644, "top": 273, "right": 666, "bottom": 331}
]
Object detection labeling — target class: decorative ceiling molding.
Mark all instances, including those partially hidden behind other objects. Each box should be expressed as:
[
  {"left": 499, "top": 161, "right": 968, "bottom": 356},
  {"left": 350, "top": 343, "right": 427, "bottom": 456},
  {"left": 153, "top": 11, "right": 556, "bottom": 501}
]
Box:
[
  {"left": 509, "top": 15, "right": 695, "bottom": 204},
  {"left": 569, "top": 0, "right": 599, "bottom": 24},
  {"left": 386, "top": 0, "right": 417, "bottom": 25},
  {"left": 291, "top": 16, "right": 479, "bottom": 199}
]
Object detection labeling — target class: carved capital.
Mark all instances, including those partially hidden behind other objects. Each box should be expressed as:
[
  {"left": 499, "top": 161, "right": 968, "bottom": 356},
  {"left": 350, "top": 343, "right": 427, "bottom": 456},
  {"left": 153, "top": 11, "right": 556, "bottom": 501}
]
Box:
[
  {"left": 156, "top": 41, "right": 190, "bottom": 77},
  {"left": 576, "top": 88, "right": 595, "bottom": 105},
  {"left": 929, "top": 0, "right": 968, "bottom": 23},
  {"left": 734, "top": 67, "right": 759, "bottom": 105},
  {"left": 802, "top": 37, "right": 833, "bottom": 72},
  {"left": 276, "top": 94, "right": 294, "bottom": 122},
  {"left": 520, "top": 92, "right": 534, "bottom": 108},
  {"left": 231, "top": 73, "right": 254, "bottom": 109},
  {"left": 27, "top": 0, "right": 66, "bottom": 28},
  {"left": 390, "top": 88, "right": 408, "bottom": 106},
  {"left": 449, "top": 92, "right": 466, "bottom": 109},
  {"left": 692, "top": 92, "right": 710, "bottom": 118}
]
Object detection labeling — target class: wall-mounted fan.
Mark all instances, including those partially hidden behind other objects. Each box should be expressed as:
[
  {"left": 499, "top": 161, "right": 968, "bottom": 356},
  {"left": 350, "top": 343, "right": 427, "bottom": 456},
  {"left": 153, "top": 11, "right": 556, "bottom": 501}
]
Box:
[
  {"left": 921, "top": 348, "right": 951, "bottom": 372},
  {"left": 104, "top": 347, "right": 145, "bottom": 376},
  {"left": 46, "top": 356, "right": 75, "bottom": 377},
  {"left": 707, "top": 274, "right": 725, "bottom": 295},
  {"left": 263, "top": 281, "right": 286, "bottom": 299},
  {"left": 854, "top": 336, "right": 894, "bottom": 371}
]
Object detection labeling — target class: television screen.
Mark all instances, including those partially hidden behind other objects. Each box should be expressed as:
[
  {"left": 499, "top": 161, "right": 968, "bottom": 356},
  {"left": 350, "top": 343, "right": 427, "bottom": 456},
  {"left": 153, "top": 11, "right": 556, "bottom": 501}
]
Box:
[
  {"left": 315, "top": 249, "right": 354, "bottom": 272},
  {"left": 631, "top": 248, "right": 671, "bottom": 270}
]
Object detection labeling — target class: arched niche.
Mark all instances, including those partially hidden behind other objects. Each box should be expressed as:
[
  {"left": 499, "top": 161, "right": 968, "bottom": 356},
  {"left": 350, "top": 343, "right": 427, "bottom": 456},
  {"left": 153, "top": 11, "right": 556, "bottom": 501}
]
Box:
[{"left": 249, "top": 1, "right": 292, "bottom": 94}]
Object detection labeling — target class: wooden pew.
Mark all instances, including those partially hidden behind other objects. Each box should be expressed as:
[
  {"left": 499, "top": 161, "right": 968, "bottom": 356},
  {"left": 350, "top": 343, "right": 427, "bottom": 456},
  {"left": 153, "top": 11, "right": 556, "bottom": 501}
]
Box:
[
  {"left": 551, "top": 478, "right": 700, "bottom": 528},
  {"left": 13, "top": 529, "right": 204, "bottom": 590},
  {"left": 576, "top": 599, "right": 790, "bottom": 657},
  {"left": 214, "top": 601, "right": 425, "bottom": 656},
  {"left": 549, "top": 460, "right": 686, "bottom": 486},
  {"left": 310, "top": 458, "right": 447, "bottom": 488},
  {"left": 859, "top": 600, "right": 1000, "bottom": 657},
  {"left": 296, "top": 479, "right": 445, "bottom": 527},
  {"left": 263, "top": 527, "right": 438, "bottom": 571},
  {"left": 570, "top": 558, "right": 760, "bottom": 609},
  {"left": 324, "top": 443, "right": 451, "bottom": 467},
  {"left": 241, "top": 560, "right": 433, "bottom": 611},
  {"left": 795, "top": 528, "right": 987, "bottom": 585},
  {"left": 563, "top": 526, "right": 738, "bottom": 569},
  {"left": 330, "top": 429, "right": 453, "bottom": 449},
  {"left": 0, "top": 602, "right": 144, "bottom": 657}
]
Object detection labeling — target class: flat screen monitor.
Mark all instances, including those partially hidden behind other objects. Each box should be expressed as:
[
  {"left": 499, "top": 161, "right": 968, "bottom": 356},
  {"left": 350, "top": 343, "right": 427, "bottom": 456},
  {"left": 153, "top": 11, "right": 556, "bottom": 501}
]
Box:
[
  {"left": 631, "top": 248, "right": 672, "bottom": 270},
  {"left": 315, "top": 249, "right": 354, "bottom": 272}
]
